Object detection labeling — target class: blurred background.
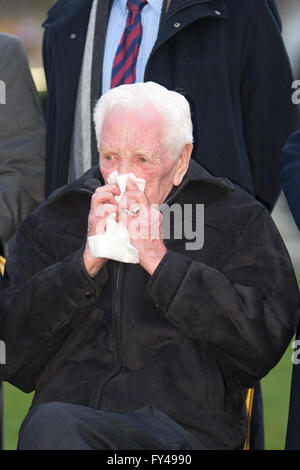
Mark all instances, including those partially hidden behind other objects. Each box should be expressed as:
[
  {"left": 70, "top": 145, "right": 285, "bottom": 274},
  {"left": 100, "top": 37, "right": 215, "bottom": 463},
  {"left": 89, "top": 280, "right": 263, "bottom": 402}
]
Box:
[
  {"left": 1, "top": 0, "right": 300, "bottom": 451},
  {"left": 0, "top": 1, "right": 54, "bottom": 93}
]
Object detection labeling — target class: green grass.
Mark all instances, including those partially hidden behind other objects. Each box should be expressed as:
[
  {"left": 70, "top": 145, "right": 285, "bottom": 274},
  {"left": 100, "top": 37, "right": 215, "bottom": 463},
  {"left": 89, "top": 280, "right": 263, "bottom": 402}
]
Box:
[
  {"left": 3, "top": 383, "right": 33, "bottom": 450},
  {"left": 261, "top": 340, "right": 294, "bottom": 450},
  {"left": 2, "top": 342, "right": 295, "bottom": 450}
]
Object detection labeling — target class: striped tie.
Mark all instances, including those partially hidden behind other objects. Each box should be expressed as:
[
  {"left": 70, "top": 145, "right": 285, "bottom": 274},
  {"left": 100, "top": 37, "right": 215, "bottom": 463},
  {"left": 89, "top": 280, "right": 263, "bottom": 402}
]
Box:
[{"left": 110, "top": 0, "right": 147, "bottom": 88}]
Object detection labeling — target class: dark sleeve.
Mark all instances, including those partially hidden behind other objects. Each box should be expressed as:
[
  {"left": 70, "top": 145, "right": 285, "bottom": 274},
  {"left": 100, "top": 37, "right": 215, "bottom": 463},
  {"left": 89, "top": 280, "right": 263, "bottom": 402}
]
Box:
[
  {"left": 0, "top": 218, "right": 108, "bottom": 392},
  {"left": 240, "top": 0, "right": 298, "bottom": 211},
  {"left": 146, "top": 208, "right": 300, "bottom": 388},
  {"left": 280, "top": 125, "right": 300, "bottom": 231}
]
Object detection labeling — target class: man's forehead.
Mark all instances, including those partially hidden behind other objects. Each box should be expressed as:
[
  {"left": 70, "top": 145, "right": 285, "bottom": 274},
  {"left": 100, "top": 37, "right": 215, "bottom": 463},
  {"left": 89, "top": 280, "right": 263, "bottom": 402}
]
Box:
[
  {"left": 103, "top": 103, "right": 163, "bottom": 128},
  {"left": 100, "top": 106, "right": 164, "bottom": 150}
]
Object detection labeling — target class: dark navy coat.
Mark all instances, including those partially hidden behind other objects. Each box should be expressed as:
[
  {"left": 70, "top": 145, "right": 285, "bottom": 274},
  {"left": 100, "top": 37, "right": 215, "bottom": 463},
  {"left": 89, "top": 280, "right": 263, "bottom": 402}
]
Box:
[{"left": 42, "top": 0, "right": 298, "bottom": 208}]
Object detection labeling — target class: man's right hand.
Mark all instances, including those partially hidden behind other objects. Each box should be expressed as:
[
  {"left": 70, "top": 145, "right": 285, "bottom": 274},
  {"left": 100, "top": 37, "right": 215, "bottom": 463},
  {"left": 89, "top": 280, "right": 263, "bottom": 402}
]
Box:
[{"left": 83, "top": 183, "right": 120, "bottom": 277}]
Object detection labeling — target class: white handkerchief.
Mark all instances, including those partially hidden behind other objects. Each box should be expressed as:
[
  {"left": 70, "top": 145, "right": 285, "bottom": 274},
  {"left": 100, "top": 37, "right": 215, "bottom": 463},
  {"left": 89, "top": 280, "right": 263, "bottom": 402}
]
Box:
[
  {"left": 88, "top": 171, "right": 146, "bottom": 264},
  {"left": 107, "top": 170, "right": 146, "bottom": 201}
]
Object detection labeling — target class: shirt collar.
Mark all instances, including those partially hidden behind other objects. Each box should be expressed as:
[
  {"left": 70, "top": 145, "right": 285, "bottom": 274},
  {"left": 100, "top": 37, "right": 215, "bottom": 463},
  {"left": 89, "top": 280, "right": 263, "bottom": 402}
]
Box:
[{"left": 118, "top": 0, "right": 163, "bottom": 16}]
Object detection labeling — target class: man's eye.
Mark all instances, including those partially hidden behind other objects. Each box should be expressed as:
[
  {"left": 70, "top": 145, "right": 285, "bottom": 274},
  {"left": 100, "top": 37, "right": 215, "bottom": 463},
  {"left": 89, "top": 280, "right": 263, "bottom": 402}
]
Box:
[
  {"left": 105, "top": 155, "right": 114, "bottom": 161},
  {"left": 139, "top": 157, "right": 148, "bottom": 163}
]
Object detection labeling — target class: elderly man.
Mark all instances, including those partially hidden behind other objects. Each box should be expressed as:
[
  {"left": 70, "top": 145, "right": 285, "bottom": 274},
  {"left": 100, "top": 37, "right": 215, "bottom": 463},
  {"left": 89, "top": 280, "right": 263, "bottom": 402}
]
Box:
[{"left": 0, "top": 82, "right": 299, "bottom": 450}]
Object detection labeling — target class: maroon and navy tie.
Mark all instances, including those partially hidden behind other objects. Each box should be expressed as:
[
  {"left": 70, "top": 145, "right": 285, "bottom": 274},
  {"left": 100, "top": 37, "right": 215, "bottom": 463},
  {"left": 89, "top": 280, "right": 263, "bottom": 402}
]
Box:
[{"left": 110, "top": 0, "right": 148, "bottom": 88}]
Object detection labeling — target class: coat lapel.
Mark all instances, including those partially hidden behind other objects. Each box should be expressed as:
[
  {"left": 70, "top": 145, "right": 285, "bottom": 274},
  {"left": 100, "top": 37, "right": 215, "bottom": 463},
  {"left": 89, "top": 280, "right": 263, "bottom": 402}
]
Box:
[{"left": 42, "top": 0, "right": 94, "bottom": 69}]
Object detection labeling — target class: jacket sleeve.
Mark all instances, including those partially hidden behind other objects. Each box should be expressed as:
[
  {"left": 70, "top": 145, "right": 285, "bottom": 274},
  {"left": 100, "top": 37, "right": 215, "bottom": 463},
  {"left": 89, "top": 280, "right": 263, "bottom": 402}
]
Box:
[
  {"left": 146, "top": 208, "right": 300, "bottom": 389},
  {"left": 0, "top": 217, "right": 109, "bottom": 392},
  {"left": 280, "top": 125, "right": 300, "bottom": 231},
  {"left": 0, "top": 34, "right": 45, "bottom": 243},
  {"left": 240, "top": 0, "right": 298, "bottom": 211}
]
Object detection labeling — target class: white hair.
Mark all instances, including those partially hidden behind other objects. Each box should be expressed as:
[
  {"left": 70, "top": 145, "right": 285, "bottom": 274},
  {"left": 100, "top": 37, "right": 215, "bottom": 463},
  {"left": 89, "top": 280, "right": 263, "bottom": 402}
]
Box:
[{"left": 93, "top": 81, "right": 193, "bottom": 159}]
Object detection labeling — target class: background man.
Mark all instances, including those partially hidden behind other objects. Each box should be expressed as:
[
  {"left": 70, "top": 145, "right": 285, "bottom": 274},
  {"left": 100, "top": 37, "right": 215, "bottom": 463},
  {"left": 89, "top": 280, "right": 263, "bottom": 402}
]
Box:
[{"left": 42, "top": 0, "right": 297, "bottom": 211}]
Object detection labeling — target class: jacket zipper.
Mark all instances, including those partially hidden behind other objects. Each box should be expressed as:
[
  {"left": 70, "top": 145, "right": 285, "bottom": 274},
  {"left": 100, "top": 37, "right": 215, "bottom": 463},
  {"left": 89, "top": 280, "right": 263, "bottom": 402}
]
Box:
[
  {"left": 90, "top": 262, "right": 124, "bottom": 409},
  {"left": 75, "top": 186, "right": 125, "bottom": 408},
  {"left": 112, "top": 263, "right": 122, "bottom": 368}
]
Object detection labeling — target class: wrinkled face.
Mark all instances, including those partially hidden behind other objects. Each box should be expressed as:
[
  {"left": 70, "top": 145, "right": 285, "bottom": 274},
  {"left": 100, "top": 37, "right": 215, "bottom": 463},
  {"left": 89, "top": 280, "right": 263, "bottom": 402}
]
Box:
[{"left": 99, "top": 104, "right": 189, "bottom": 205}]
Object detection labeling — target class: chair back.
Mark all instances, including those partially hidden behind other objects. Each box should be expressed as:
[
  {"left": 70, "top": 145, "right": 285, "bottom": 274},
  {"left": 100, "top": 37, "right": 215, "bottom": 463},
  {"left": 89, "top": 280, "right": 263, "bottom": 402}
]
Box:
[
  {"left": 0, "top": 256, "right": 5, "bottom": 277},
  {"left": 244, "top": 387, "right": 255, "bottom": 450}
]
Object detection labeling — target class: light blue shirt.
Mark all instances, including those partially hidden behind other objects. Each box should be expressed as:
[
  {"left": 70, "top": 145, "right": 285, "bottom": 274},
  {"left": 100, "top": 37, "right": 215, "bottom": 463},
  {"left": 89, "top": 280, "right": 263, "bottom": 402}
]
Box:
[{"left": 102, "top": 0, "right": 163, "bottom": 95}]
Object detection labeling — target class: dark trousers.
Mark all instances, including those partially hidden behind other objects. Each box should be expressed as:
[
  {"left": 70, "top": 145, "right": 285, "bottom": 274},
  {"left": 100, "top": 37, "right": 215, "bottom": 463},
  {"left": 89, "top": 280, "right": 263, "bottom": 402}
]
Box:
[{"left": 17, "top": 402, "right": 205, "bottom": 450}]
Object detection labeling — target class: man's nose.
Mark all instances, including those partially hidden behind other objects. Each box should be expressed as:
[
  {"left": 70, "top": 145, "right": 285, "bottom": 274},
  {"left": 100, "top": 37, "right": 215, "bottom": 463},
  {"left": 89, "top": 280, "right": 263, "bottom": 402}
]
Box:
[{"left": 117, "top": 159, "right": 132, "bottom": 175}]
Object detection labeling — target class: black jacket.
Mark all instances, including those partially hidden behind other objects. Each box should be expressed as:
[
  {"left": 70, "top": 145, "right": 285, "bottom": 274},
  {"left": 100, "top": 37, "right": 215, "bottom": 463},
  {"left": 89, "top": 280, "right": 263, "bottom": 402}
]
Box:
[
  {"left": 42, "top": 0, "right": 298, "bottom": 210},
  {"left": 0, "top": 161, "right": 299, "bottom": 450}
]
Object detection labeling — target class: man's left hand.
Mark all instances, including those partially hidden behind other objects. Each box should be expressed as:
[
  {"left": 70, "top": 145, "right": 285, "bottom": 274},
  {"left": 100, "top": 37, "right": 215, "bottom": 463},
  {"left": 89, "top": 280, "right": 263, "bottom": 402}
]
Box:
[{"left": 118, "top": 181, "right": 167, "bottom": 275}]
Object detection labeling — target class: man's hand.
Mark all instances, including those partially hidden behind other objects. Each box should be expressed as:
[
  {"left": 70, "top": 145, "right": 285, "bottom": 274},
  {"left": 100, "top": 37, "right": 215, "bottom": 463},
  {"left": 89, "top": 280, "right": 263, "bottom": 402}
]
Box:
[
  {"left": 83, "top": 183, "right": 120, "bottom": 277},
  {"left": 119, "top": 180, "right": 167, "bottom": 275}
]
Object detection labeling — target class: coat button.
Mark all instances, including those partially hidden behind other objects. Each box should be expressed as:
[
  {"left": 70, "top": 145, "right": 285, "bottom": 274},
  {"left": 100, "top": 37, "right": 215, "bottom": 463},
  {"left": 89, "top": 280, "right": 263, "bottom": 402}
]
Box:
[
  {"left": 70, "top": 33, "right": 77, "bottom": 39},
  {"left": 173, "top": 22, "right": 181, "bottom": 28},
  {"left": 84, "top": 291, "right": 94, "bottom": 299},
  {"left": 214, "top": 10, "right": 221, "bottom": 15}
]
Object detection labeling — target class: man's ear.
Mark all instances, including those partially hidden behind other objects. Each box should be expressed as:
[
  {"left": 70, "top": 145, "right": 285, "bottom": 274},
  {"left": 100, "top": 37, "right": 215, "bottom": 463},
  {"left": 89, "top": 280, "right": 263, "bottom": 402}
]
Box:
[{"left": 173, "top": 143, "right": 193, "bottom": 186}]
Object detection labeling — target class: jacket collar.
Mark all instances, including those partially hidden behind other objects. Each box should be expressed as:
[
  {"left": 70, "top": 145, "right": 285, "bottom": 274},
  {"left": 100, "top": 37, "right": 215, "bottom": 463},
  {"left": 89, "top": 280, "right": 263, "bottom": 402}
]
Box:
[{"left": 186, "top": 159, "right": 234, "bottom": 191}]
